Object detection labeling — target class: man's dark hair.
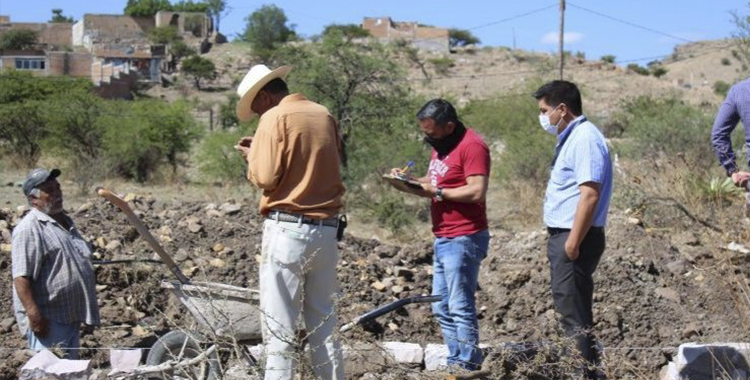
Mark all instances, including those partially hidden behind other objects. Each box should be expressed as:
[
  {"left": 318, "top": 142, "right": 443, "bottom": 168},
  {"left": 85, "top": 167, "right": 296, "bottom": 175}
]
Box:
[
  {"left": 261, "top": 78, "right": 289, "bottom": 95},
  {"left": 417, "top": 99, "right": 460, "bottom": 126},
  {"left": 532, "top": 80, "right": 583, "bottom": 116}
]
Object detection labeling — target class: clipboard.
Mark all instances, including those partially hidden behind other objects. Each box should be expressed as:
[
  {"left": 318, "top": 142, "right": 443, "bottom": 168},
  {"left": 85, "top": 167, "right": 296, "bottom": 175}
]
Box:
[{"left": 382, "top": 174, "right": 423, "bottom": 190}]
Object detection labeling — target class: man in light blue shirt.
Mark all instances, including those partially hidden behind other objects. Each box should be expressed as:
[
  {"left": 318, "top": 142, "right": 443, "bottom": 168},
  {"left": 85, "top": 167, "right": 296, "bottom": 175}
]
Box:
[{"left": 534, "top": 80, "right": 613, "bottom": 379}]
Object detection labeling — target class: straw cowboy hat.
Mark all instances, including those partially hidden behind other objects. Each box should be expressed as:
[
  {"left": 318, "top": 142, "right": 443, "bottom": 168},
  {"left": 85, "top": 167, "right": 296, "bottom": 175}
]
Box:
[{"left": 235, "top": 64, "right": 292, "bottom": 121}]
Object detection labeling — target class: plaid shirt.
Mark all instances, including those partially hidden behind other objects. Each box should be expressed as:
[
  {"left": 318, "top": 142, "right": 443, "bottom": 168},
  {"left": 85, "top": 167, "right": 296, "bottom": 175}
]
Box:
[{"left": 12, "top": 208, "right": 100, "bottom": 336}]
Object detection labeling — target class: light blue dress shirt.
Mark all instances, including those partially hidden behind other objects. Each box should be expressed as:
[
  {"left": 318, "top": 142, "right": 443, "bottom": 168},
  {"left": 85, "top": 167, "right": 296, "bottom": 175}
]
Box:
[{"left": 544, "top": 115, "right": 613, "bottom": 229}]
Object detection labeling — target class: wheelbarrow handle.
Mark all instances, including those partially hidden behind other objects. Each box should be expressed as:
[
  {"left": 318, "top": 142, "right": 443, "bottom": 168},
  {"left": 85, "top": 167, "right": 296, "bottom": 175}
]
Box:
[
  {"left": 96, "top": 187, "right": 190, "bottom": 284},
  {"left": 340, "top": 295, "right": 441, "bottom": 332}
]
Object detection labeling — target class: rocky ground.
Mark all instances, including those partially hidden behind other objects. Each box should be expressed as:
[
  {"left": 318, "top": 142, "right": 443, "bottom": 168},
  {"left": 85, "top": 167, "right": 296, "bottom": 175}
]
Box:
[{"left": 1, "top": 192, "right": 749, "bottom": 379}]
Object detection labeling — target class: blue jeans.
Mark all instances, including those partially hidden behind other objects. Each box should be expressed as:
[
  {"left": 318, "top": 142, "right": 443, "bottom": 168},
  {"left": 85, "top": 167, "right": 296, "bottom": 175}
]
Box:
[
  {"left": 27, "top": 320, "right": 81, "bottom": 359},
  {"left": 431, "top": 229, "right": 489, "bottom": 370}
]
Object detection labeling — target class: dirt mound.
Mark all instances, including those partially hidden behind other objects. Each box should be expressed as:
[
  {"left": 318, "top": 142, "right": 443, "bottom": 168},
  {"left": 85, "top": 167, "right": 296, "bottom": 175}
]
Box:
[{"left": 1, "top": 196, "right": 748, "bottom": 378}]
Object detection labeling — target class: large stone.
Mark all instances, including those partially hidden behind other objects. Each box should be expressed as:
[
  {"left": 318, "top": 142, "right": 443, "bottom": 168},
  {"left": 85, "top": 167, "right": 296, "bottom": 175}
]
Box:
[
  {"left": 424, "top": 343, "right": 450, "bottom": 371},
  {"left": 188, "top": 221, "right": 203, "bottom": 233},
  {"left": 20, "top": 349, "right": 92, "bottom": 380},
  {"left": 1, "top": 243, "right": 11, "bottom": 253},
  {"left": 655, "top": 287, "right": 680, "bottom": 303},
  {"left": 220, "top": 203, "right": 242, "bottom": 216},
  {"left": 108, "top": 349, "right": 142, "bottom": 375},
  {"left": 1, "top": 228, "right": 11, "bottom": 243},
  {"left": 380, "top": 342, "right": 423, "bottom": 364},
  {"left": 1, "top": 317, "right": 16, "bottom": 333},
  {"left": 661, "top": 343, "right": 750, "bottom": 380},
  {"left": 343, "top": 343, "right": 387, "bottom": 377},
  {"left": 104, "top": 240, "right": 121, "bottom": 251}
]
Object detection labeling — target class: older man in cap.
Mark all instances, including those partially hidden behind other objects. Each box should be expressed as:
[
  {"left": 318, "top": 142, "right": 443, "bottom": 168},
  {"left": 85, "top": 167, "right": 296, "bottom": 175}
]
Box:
[
  {"left": 12, "top": 168, "right": 99, "bottom": 358},
  {"left": 234, "top": 65, "right": 345, "bottom": 380}
]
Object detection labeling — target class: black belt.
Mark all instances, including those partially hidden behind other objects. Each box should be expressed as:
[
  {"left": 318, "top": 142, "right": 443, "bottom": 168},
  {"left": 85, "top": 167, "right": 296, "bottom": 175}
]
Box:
[
  {"left": 547, "top": 226, "right": 604, "bottom": 236},
  {"left": 267, "top": 210, "right": 339, "bottom": 227}
]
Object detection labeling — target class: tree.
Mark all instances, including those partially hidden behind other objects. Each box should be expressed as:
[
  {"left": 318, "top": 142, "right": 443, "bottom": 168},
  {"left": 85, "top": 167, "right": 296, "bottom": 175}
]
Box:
[
  {"left": 171, "top": 41, "right": 196, "bottom": 60},
  {"left": 124, "top": 0, "right": 173, "bottom": 17},
  {"left": 0, "top": 29, "right": 38, "bottom": 50},
  {"left": 0, "top": 71, "right": 92, "bottom": 167},
  {"left": 322, "top": 24, "right": 370, "bottom": 42},
  {"left": 172, "top": 0, "right": 209, "bottom": 12},
  {"left": 273, "top": 30, "right": 423, "bottom": 183},
  {"left": 49, "top": 9, "right": 75, "bottom": 23},
  {"left": 733, "top": 6, "right": 750, "bottom": 74},
  {"left": 448, "top": 28, "right": 480, "bottom": 49},
  {"left": 205, "top": 0, "right": 226, "bottom": 33},
  {"left": 243, "top": 5, "right": 296, "bottom": 60},
  {"left": 148, "top": 26, "right": 180, "bottom": 44},
  {"left": 181, "top": 55, "right": 216, "bottom": 89}
]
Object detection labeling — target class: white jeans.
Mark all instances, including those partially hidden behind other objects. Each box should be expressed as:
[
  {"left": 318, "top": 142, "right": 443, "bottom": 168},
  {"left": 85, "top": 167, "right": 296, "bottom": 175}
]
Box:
[{"left": 259, "top": 219, "right": 344, "bottom": 380}]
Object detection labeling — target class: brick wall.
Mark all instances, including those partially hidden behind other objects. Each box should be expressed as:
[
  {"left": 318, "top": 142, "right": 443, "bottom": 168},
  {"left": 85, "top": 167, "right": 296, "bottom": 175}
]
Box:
[
  {"left": 47, "top": 51, "right": 92, "bottom": 77},
  {"left": 0, "top": 22, "right": 72, "bottom": 47}
]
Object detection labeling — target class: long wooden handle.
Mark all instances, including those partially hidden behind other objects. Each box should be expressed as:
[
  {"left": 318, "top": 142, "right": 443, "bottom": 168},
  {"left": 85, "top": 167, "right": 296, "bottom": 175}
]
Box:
[{"left": 96, "top": 187, "right": 190, "bottom": 284}]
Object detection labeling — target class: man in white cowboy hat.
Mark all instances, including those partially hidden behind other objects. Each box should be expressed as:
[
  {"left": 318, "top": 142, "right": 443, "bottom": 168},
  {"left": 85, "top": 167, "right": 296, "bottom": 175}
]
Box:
[{"left": 234, "top": 64, "right": 345, "bottom": 380}]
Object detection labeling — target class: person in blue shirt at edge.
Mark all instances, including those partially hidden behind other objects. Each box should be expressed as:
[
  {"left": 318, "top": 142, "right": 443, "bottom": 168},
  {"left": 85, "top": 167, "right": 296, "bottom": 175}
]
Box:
[
  {"left": 711, "top": 77, "right": 750, "bottom": 189},
  {"left": 534, "top": 80, "right": 613, "bottom": 380}
]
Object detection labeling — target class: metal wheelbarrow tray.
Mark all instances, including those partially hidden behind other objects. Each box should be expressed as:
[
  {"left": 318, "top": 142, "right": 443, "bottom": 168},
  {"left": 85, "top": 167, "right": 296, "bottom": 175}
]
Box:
[{"left": 161, "top": 280, "right": 262, "bottom": 342}]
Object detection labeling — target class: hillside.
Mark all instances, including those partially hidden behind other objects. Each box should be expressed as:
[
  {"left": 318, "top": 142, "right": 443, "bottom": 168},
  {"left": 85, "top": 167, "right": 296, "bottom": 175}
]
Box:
[{"left": 147, "top": 38, "right": 741, "bottom": 121}]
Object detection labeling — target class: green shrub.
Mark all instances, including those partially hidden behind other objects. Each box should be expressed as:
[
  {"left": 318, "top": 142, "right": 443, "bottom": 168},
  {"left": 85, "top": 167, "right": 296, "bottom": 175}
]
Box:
[
  {"left": 600, "top": 55, "right": 616, "bottom": 64},
  {"left": 721, "top": 57, "right": 732, "bottom": 66},
  {"left": 714, "top": 80, "right": 731, "bottom": 97},
  {"left": 170, "top": 41, "right": 196, "bottom": 60},
  {"left": 0, "top": 29, "right": 38, "bottom": 50},
  {"left": 428, "top": 57, "right": 455, "bottom": 76},
  {"left": 615, "top": 96, "right": 716, "bottom": 170},
  {"left": 181, "top": 56, "right": 216, "bottom": 89},
  {"left": 463, "top": 84, "right": 555, "bottom": 184},
  {"left": 0, "top": 101, "right": 46, "bottom": 167},
  {"left": 196, "top": 127, "right": 253, "bottom": 183},
  {"left": 148, "top": 26, "right": 180, "bottom": 44},
  {"left": 627, "top": 63, "right": 649, "bottom": 75},
  {"left": 219, "top": 94, "right": 240, "bottom": 128},
  {"left": 0, "top": 71, "right": 92, "bottom": 167},
  {"left": 650, "top": 66, "right": 668, "bottom": 78},
  {"left": 43, "top": 90, "right": 107, "bottom": 190},
  {"left": 102, "top": 100, "right": 202, "bottom": 182}
]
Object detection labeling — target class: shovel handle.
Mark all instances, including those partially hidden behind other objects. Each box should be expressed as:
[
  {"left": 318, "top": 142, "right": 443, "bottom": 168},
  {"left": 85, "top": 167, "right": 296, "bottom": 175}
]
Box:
[
  {"left": 340, "top": 295, "right": 441, "bottom": 332},
  {"left": 96, "top": 187, "right": 190, "bottom": 284}
]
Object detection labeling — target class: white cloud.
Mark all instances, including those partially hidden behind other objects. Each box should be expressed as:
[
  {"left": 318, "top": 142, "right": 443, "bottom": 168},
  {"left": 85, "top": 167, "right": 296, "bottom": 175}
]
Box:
[{"left": 541, "top": 31, "right": 585, "bottom": 44}]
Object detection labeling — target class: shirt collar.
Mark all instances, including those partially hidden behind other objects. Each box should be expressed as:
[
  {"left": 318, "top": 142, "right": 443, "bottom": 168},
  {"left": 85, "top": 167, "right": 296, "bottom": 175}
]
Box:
[
  {"left": 279, "top": 93, "right": 308, "bottom": 105},
  {"left": 557, "top": 115, "right": 586, "bottom": 142},
  {"left": 31, "top": 207, "right": 72, "bottom": 229}
]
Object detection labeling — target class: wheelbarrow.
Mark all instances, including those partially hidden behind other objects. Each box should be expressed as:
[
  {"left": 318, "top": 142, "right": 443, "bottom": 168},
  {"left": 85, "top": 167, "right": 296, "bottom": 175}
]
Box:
[{"left": 98, "top": 188, "right": 438, "bottom": 379}]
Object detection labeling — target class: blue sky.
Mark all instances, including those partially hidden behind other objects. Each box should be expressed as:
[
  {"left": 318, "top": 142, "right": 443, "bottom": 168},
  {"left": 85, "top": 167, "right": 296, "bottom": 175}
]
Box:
[{"left": 1, "top": 1, "right": 746, "bottom": 63}]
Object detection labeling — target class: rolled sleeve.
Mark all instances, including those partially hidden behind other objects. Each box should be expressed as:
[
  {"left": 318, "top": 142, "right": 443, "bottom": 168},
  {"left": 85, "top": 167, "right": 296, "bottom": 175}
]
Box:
[
  {"left": 711, "top": 85, "right": 740, "bottom": 173},
  {"left": 247, "top": 115, "right": 286, "bottom": 190}
]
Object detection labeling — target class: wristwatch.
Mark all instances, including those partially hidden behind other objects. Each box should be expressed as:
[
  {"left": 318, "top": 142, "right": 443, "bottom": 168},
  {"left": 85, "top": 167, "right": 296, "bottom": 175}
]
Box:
[
  {"left": 728, "top": 167, "right": 739, "bottom": 177},
  {"left": 435, "top": 187, "right": 444, "bottom": 202}
]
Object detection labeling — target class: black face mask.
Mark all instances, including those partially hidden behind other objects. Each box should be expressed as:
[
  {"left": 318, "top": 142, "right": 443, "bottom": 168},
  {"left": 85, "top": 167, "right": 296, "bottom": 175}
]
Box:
[{"left": 423, "top": 123, "right": 466, "bottom": 157}]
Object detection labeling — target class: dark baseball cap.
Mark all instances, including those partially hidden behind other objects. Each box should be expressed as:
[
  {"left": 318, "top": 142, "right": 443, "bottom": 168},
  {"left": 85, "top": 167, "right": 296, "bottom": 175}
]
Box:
[{"left": 22, "top": 168, "right": 61, "bottom": 196}]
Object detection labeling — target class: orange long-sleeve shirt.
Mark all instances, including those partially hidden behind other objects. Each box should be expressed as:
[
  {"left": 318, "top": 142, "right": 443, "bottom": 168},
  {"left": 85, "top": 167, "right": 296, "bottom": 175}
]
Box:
[{"left": 246, "top": 93, "right": 345, "bottom": 219}]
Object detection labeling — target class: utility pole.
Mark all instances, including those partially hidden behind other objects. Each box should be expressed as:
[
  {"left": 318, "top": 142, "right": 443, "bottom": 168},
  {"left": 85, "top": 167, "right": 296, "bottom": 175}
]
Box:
[
  {"left": 559, "top": 0, "right": 566, "bottom": 80},
  {"left": 512, "top": 27, "right": 516, "bottom": 50}
]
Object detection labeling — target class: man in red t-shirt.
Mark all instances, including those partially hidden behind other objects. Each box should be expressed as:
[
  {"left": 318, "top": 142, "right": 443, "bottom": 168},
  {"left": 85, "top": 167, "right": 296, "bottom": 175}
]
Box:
[{"left": 391, "top": 99, "right": 490, "bottom": 371}]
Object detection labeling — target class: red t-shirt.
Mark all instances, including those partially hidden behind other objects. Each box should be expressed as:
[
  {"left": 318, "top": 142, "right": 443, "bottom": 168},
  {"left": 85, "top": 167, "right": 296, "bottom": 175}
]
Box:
[{"left": 428, "top": 128, "right": 490, "bottom": 238}]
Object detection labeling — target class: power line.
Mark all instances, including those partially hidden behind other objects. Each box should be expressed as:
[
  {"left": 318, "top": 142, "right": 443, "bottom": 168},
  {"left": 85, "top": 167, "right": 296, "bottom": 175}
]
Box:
[
  {"left": 466, "top": 4, "right": 558, "bottom": 32},
  {"left": 567, "top": 2, "right": 695, "bottom": 43}
]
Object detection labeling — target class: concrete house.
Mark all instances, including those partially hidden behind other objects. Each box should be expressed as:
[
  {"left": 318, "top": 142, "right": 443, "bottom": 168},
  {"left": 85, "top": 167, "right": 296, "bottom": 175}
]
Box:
[{"left": 362, "top": 17, "right": 449, "bottom": 53}]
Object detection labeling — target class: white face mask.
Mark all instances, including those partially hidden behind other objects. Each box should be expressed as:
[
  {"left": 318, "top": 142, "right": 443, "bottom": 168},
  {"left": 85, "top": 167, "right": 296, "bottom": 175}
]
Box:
[{"left": 538, "top": 107, "right": 561, "bottom": 135}]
